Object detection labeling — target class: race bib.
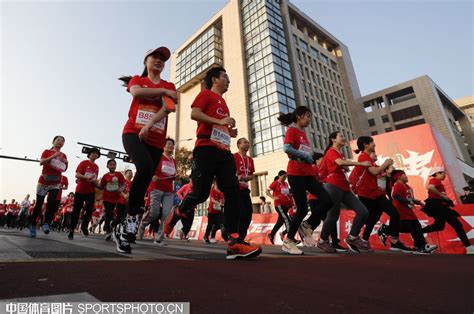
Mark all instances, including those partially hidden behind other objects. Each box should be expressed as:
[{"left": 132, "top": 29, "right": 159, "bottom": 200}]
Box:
[
  {"left": 281, "top": 187, "right": 290, "bottom": 195},
  {"left": 210, "top": 126, "right": 231, "bottom": 150},
  {"left": 106, "top": 182, "right": 119, "bottom": 192},
  {"left": 161, "top": 161, "right": 176, "bottom": 176},
  {"left": 50, "top": 158, "right": 67, "bottom": 172},
  {"left": 377, "top": 177, "right": 387, "bottom": 190},
  {"left": 85, "top": 170, "right": 96, "bottom": 180},
  {"left": 239, "top": 181, "right": 249, "bottom": 189},
  {"left": 213, "top": 203, "right": 223, "bottom": 211},
  {"left": 135, "top": 104, "right": 166, "bottom": 134}
]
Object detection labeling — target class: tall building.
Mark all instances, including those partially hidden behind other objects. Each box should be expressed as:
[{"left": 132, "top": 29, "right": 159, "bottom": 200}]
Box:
[
  {"left": 168, "top": 0, "right": 368, "bottom": 211},
  {"left": 455, "top": 95, "right": 474, "bottom": 130},
  {"left": 361, "top": 76, "right": 474, "bottom": 164}
]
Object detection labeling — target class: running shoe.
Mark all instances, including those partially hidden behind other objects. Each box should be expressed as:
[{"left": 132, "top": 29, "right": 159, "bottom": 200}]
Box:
[
  {"left": 203, "top": 236, "right": 210, "bottom": 244},
  {"left": 154, "top": 240, "right": 167, "bottom": 246},
  {"left": 67, "top": 230, "right": 74, "bottom": 240},
  {"left": 282, "top": 239, "right": 303, "bottom": 255},
  {"left": 412, "top": 248, "right": 432, "bottom": 255},
  {"left": 465, "top": 245, "right": 474, "bottom": 255},
  {"left": 226, "top": 237, "right": 262, "bottom": 260},
  {"left": 81, "top": 226, "right": 89, "bottom": 237},
  {"left": 29, "top": 226, "right": 37, "bottom": 238},
  {"left": 300, "top": 221, "right": 317, "bottom": 247},
  {"left": 123, "top": 216, "right": 138, "bottom": 243},
  {"left": 345, "top": 236, "right": 368, "bottom": 253},
  {"left": 210, "top": 238, "right": 217, "bottom": 244},
  {"left": 377, "top": 224, "right": 389, "bottom": 247},
  {"left": 317, "top": 240, "right": 336, "bottom": 253},
  {"left": 112, "top": 225, "right": 131, "bottom": 254},
  {"left": 425, "top": 244, "right": 438, "bottom": 253},
  {"left": 42, "top": 223, "right": 50, "bottom": 235},
  {"left": 267, "top": 233, "right": 275, "bottom": 245},
  {"left": 137, "top": 225, "right": 145, "bottom": 241},
  {"left": 390, "top": 241, "right": 412, "bottom": 253},
  {"left": 332, "top": 242, "right": 348, "bottom": 253}
]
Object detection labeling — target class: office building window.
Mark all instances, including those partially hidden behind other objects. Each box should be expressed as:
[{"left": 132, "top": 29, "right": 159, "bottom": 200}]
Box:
[{"left": 368, "top": 119, "right": 375, "bottom": 127}]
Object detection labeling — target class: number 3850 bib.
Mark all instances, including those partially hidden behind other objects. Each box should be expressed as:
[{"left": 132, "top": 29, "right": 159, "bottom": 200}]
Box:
[{"left": 135, "top": 104, "right": 166, "bottom": 134}]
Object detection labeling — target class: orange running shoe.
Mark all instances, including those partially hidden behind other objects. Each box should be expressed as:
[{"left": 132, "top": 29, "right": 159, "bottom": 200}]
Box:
[{"left": 226, "top": 237, "right": 262, "bottom": 260}]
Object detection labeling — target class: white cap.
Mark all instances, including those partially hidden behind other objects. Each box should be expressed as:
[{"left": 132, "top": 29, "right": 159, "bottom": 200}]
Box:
[
  {"left": 429, "top": 166, "right": 445, "bottom": 177},
  {"left": 144, "top": 46, "right": 171, "bottom": 61}
]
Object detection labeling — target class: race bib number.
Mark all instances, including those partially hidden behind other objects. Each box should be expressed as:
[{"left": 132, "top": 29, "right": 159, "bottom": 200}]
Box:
[
  {"left": 50, "top": 158, "right": 67, "bottom": 172},
  {"left": 210, "top": 126, "right": 231, "bottom": 150},
  {"left": 281, "top": 187, "right": 290, "bottom": 195},
  {"left": 377, "top": 177, "right": 387, "bottom": 191},
  {"left": 298, "top": 144, "right": 311, "bottom": 154},
  {"left": 135, "top": 104, "right": 166, "bottom": 134},
  {"left": 161, "top": 161, "right": 176, "bottom": 176},
  {"left": 85, "top": 170, "right": 96, "bottom": 180},
  {"left": 106, "top": 182, "right": 119, "bottom": 192}
]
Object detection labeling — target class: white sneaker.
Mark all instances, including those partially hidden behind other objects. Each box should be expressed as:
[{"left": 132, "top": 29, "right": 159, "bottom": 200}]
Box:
[
  {"left": 210, "top": 238, "right": 217, "bottom": 244},
  {"left": 300, "top": 222, "right": 317, "bottom": 247},
  {"left": 282, "top": 239, "right": 303, "bottom": 255},
  {"left": 154, "top": 240, "right": 167, "bottom": 246},
  {"left": 425, "top": 244, "right": 438, "bottom": 253},
  {"left": 466, "top": 245, "right": 474, "bottom": 255}
]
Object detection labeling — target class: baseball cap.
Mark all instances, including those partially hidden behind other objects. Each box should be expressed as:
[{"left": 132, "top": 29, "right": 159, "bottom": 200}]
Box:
[
  {"left": 429, "top": 166, "right": 445, "bottom": 177},
  {"left": 144, "top": 47, "right": 171, "bottom": 62}
]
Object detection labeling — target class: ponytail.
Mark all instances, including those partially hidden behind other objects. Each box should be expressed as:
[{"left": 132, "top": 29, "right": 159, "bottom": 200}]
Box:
[
  {"left": 278, "top": 106, "right": 311, "bottom": 126},
  {"left": 354, "top": 136, "right": 373, "bottom": 154},
  {"left": 118, "top": 67, "right": 148, "bottom": 87}
]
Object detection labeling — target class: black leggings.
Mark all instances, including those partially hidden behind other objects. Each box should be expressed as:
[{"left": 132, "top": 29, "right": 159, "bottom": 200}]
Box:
[
  {"left": 103, "top": 202, "right": 117, "bottom": 233},
  {"left": 287, "top": 175, "right": 333, "bottom": 240},
  {"left": 422, "top": 198, "right": 470, "bottom": 247},
  {"left": 238, "top": 188, "right": 253, "bottom": 240},
  {"left": 359, "top": 196, "right": 400, "bottom": 241},
  {"left": 29, "top": 189, "right": 60, "bottom": 227},
  {"left": 307, "top": 199, "right": 339, "bottom": 243},
  {"left": 69, "top": 192, "right": 95, "bottom": 231},
  {"left": 271, "top": 205, "right": 291, "bottom": 236},
  {"left": 123, "top": 133, "right": 163, "bottom": 216},
  {"left": 205, "top": 212, "right": 223, "bottom": 238},
  {"left": 179, "top": 146, "right": 240, "bottom": 234},
  {"left": 400, "top": 219, "right": 426, "bottom": 249}
]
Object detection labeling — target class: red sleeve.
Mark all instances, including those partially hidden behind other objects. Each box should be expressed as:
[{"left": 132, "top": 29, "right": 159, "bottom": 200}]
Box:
[
  {"left": 166, "top": 81, "right": 177, "bottom": 92},
  {"left": 191, "top": 90, "right": 209, "bottom": 110},
  {"left": 76, "top": 161, "right": 85, "bottom": 174},
  {"left": 99, "top": 174, "right": 107, "bottom": 189},
  {"left": 392, "top": 183, "right": 404, "bottom": 198},
  {"left": 325, "top": 149, "right": 339, "bottom": 163},
  {"left": 284, "top": 128, "right": 297, "bottom": 147},
  {"left": 40, "top": 150, "right": 50, "bottom": 159},
  {"left": 127, "top": 76, "right": 142, "bottom": 92},
  {"left": 269, "top": 181, "right": 277, "bottom": 191}
]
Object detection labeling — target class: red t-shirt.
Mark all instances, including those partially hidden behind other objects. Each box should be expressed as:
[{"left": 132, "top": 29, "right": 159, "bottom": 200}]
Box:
[
  {"left": 428, "top": 178, "right": 446, "bottom": 199},
  {"left": 284, "top": 127, "right": 314, "bottom": 176},
  {"left": 322, "top": 147, "right": 350, "bottom": 192},
  {"left": 392, "top": 182, "right": 417, "bottom": 220},
  {"left": 149, "top": 155, "right": 176, "bottom": 193},
  {"left": 352, "top": 152, "right": 385, "bottom": 199},
  {"left": 308, "top": 165, "right": 319, "bottom": 201},
  {"left": 118, "top": 179, "right": 131, "bottom": 205},
  {"left": 100, "top": 172, "right": 126, "bottom": 203},
  {"left": 38, "top": 149, "right": 68, "bottom": 185},
  {"left": 75, "top": 160, "right": 99, "bottom": 194},
  {"left": 56, "top": 176, "right": 69, "bottom": 201},
  {"left": 191, "top": 89, "right": 231, "bottom": 151},
  {"left": 233, "top": 153, "right": 255, "bottom": 190},
  {"left": 92, "top": 205, "right": 103, "bottom": 218},
  {"left": 208, "top": 187, "right": 225, "bottom": 214},
  {"left": 177, "top": 183, "right": 193, "bottom": 200},
  {"left": 269, "top": 180, "right": 292, "bottom": 207},
  {"left": 122, "top": 76, "right": 176, "bottom": 149}
]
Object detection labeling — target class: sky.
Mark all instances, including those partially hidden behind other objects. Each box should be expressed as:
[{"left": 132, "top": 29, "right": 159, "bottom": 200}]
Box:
[{"left": 1, "top": 0, "right": 473, "bottom": 202}]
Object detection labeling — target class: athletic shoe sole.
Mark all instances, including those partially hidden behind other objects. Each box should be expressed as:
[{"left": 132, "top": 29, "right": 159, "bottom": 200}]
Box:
[
  {"left": 281, "top": 245, "right": 304, "bottom": 255},
  {"left": 412, "top": 250, "right": 431, "bottom": 255},
  {"left": 389, "top": 247, "right": 412, "bottom": 253},
  {"left": 344, "top": 239, "right": 361, "bottom": 253},
  {"left": 226, "top": 247, "right": 262, "bottom": 260}
]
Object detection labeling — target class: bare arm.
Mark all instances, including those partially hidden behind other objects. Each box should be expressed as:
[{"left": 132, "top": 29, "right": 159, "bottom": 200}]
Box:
[
  {"left": 335, "top": 159, "right": 371, "bottom": 167},
  {"left": 191, "top": 107, "right": 235, "bottom": 126},
  {"left": 129, "top": 85, "right": 177, "bottom": 102},
  {"left": 367, "top": 159, "right": 394, "bottom": 176}
]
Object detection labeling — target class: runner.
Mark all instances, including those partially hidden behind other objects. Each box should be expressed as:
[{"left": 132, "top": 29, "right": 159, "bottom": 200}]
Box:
[
  {"left": 387, "top": 170, "right": 438, "bottom": 254},
  {"left": 278, "top": 106, "right": 333, "bottom": 255},
  {"left": 99, "top": 159, "right": 126, "bottom": 240},
  {"left": 164, "top": 179, "right": 194, "bottom": 240},
  {"left": 421, "top": 167, "right": 473, "bottom": 254},
  {"left": 351, "top": 136, "right": 410, "bottom": 252},
  {"left": 28, "top": 136, "right": 68, "bottom": 237},
  {"left": 163, "top": 67, "right": 261, "bottom": 259},
  {"left": 90, "top": 200, "right": 104, "bottom": 234},
  {"left": 266, "top": 171, "right": 292, "bottom": 245},
  {"left": 138, "top": 138, "right": 177, "bottom": 245},
  {"left": 233, "top": 137, "right": 255, "bottom": 241},
  {"left": 68, "top": 147, "right": 100, "bottom": 240},
  {"left": 61, "top": 192, "right": 74, "bottom": 231},
  {"left": 0, "top": 200, "right": 6, "bottom": 228},
  {"left": 204, "top": 179, "right": 225, "bottom": 244},
  {"left": 18, "top": 194, "right": 31, "bottom": 230},
  {"left": 306, "top": 153, "right": 346, "bottom": 252},
  {"left": 116, "top": 46, "right": 177, "bottom": 254},
  {"left": 318, "top": 131, "right": 371, "bottom": 253}
]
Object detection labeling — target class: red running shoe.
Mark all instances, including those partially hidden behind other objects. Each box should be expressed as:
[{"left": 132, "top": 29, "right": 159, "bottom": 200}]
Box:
[{"left": 226, "top": 237, "right": 262, "bottom": 260}]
